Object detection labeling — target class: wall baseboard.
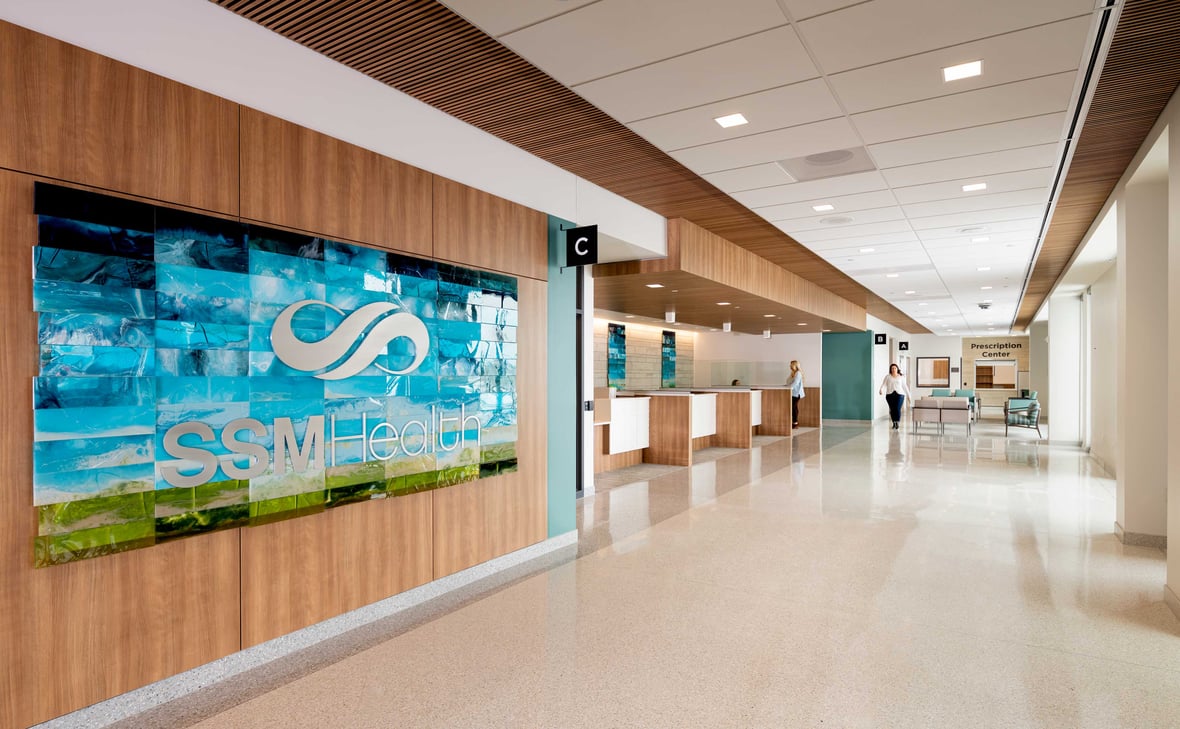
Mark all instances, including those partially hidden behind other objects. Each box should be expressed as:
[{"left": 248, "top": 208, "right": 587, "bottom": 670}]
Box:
[
  {"left": 1114, "top": 521, "right": 1167, "bottom": 550},
  {"left": 35, "top": 530, "right": 579, "bottom": 729}
]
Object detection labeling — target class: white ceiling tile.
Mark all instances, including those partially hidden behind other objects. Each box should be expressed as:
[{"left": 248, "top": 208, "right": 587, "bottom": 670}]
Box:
[
  {"left": 438, "top": 0, "right": 599, "bottom": 37},
  {"left": 851, "top": 72, "right": 1076, "bottom": 145},
  {"left": 827, "top": 17, "right": 1092, "bottom": 114},
  {"left": 730, "top": 171, "right": 889, "bottom": 206},
  {"left": 892, "top": 168, "right": 1053, "bottom": 204},
  {"left": 628, "top": 80, "right": 842, "bottom": 151},
  {"left": 500, "top": 0, "right": 787, "bottom": 85},
  {"left": 796, "top": 0, "right": 1096, "bottom": 74},
  {"left": 789, "top": 219, "right": 914, "bottom": 242},
  {"left": 902, "top": 188, "right": 1049, "bottom": 218},
  {"left": 754, "top": 190, "right": 899, "bottom": 221},
  {"left": 804, "top": 230, "right": 919, "bottom": 251},
  {"left": 917, "top": 220, "right": 1042, "bottom": 241},
  {"left": 819, "top": 240, "right": 926, "bottom": 258},
  {"left": 771, "top": 204, "right": 906, "bottom": 230},
  {"left": 908, "top": 205, "right": 1044, "bottom": 231},
  {"left": 670, "top": 117, "right": 862, "bottom": 174},
  {"left": 868, "top": 113, "right": 1067, "bottom": 168},
  {"left": 881, "top": 144, "right": 1060, "bottom": 187},
  {"left": 574, "top": 26, "right": 818, "bottom": 122},
  {"left": 703, "top": 164, "right": 796, "bottom": 193},
  {"left": 780, "top": 0, "right": 864, "bottom": 21}
]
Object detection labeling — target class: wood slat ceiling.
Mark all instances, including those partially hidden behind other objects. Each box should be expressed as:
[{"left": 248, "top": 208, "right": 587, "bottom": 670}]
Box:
[
  {"left": 1015, "top": 0, "right": 1180, "bottom": 329},
  {"left": 211, "top": 0, "right": 927, "bottom": 333}
]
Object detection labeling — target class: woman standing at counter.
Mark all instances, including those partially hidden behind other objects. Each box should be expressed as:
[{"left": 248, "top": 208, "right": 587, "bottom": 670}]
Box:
[
  {"left": 786, "top": 360, "right": 804, "bottom": 429},
  {"left": 878, "top": 363, "right": 911, "bottom": 430}
]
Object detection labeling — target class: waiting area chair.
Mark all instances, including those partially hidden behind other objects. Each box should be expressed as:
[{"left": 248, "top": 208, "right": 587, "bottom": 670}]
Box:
[
  {"left": 931, "top": 388, "right": 952, "bottom": 397},
  {"left": 1004, "top": 397, "right": 1042, "bottom": 438}
]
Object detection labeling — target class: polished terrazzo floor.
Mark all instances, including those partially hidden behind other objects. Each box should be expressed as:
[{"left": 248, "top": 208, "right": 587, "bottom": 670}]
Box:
[{"left": 171, "top": 421, "right": 1180, "bottom": 727}]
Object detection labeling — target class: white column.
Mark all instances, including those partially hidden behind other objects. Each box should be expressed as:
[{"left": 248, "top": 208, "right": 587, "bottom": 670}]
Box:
[
  {"left": 1117, "top": 176, "right": 1168, "bottom": 546},
  {"left": 1167, "top": 121, "right": 1180, "bottom": 615},
  {"left": 1047, "top": 295, "right": 1082, "bottom": 444},
  {"left": 1028, "top": 320, "right": 1049, "bottom": 411}
]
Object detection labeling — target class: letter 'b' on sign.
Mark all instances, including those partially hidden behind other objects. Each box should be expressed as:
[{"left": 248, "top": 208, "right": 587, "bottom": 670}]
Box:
[{"left": 565, "top": 225, "right": 598, "bottom": 267}]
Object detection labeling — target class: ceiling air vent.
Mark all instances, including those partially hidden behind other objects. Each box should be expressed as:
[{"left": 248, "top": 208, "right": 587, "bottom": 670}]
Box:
[{"left": 777, "top": 146, "right": 876, "bottom": 182}]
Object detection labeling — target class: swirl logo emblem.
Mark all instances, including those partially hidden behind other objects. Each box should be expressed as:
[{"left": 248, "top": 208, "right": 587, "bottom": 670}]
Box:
[{"left": 270, "top": 300, "right": 430, "bottom": 380}]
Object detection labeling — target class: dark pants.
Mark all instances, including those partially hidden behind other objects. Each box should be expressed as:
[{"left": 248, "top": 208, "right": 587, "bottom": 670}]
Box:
[
  {"left": 885, "top": 392, "right": 904, "bottom": 424},
  {"left": 792, "top": 396, "right": 800, "bottom": 426}
]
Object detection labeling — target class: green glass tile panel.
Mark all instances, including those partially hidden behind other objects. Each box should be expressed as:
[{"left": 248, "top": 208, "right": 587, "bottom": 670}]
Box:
[
  {"left": 37, "top": 491, "right": 154, "bottom": 536},
  {"left": 155, "top": 503, "right": 250, "bottom": 542}
]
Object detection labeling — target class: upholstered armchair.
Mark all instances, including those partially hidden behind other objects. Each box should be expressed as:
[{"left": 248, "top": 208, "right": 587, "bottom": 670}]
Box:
[
  {"left": 931, "top": 388, "right": 952, "bottom": 397},
  {"left": 1004, "top": 397, "right": 1042, "bottom": 437}
]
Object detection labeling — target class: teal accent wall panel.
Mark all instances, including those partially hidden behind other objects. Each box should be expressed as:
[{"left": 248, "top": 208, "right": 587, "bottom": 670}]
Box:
[
  {"left": 821, "top": 332, "right": 873, "bottom": 420},
  {"left": 546, "top": 216, "right": 577, "bottom": 537}
]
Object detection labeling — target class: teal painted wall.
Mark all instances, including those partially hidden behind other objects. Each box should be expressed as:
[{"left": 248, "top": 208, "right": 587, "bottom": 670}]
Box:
[
  {"left": 546, "top": 216, "right": 577, "bottom": 537},
  {"left": 821, "top": 332, "right": 873, "bottom": 420}
]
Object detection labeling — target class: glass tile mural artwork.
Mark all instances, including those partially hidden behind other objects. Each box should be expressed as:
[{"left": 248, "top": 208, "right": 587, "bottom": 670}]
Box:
[
  {"left": 31, "top": 183, "right": 519, "bottom": 567},
  {"left": 661, "top": 330, "right": 676, "bottom": 389},
  {"left": 606, "top": 323, "right": 626, "bottom": 390}
]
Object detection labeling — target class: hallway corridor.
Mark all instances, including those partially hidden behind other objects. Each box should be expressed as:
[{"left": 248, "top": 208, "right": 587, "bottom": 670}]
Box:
[{"left": 117, "top": 424, "right": 1180, "bottom": 728}]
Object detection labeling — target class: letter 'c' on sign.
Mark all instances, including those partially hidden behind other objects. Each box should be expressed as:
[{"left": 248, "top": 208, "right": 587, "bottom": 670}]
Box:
[{"left": 575, "top": 237, "right": 590, "bottom": 256}]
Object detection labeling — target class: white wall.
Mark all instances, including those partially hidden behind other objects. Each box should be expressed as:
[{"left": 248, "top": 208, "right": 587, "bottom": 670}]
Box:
[
  {"left": 1088, "top": 264, "right": 1117, "bottom": 475},
  {"left": 1117, "top": 174, "right": 1168, "bottom": 540},
  {"left": 867, "top": 315, "right": 909, "bottom": 421},
  {"left": 1048, "top": 295, "right": 1083, "bottom": 444},
  {"left": 692, "top": 331, "right": 821, "bottom": 387},
  {"left": 1029, "top": 321, "right": 1050, "bottom": 417},
  {"left": 902, "top": 333, "right": 964, "bottom": 397}
]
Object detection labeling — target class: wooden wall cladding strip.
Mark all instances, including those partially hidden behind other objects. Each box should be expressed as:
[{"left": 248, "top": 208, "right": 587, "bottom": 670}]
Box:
[
  {"left": 433, "top": 277, "right": 547, "bottom": 577},
  {"left": 1016, "top": 0, "right": 1180, "bottom": 329},
  {"left": 0, "top": 21, "right": 239, "bottom": 216},
  {"left": 432, "top": 176, "right": 548, "bottom": 281},
  {"left": 2, "top": 169, "right": 242, "bottom": 729},
  {"left": 209, "top": 1, "right": 927, "bottom": 333},
  {"left": 239, "top": 108, "right": 433, "bottom": 256},
  {"left": 240, "top": 491, "right": 433, "bottom": 647}
]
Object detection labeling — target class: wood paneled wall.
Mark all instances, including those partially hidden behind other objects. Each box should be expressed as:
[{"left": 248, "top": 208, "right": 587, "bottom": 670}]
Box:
[
  {"left": 0, "top": 22, "right": 549, "bottom": 728},
  {"left": 239, "top": 109, "right": 433, "bottom": 257}
]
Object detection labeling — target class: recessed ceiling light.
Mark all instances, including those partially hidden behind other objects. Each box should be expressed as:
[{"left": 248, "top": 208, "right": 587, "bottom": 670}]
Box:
[
  {"left": 943, "top": 60, "right": 982, "bottom": 82},
  {"left": 977, "top": 266, "right": 991, "bottom": 272},
  {"left": 812, "top": 203, "right": 835, "bottom": 212},
  {"left": 919, "top": 303, "right": 928, "bottom": 306},
  {"left": 717, "top": 301, "right": 731, "bottom": 306},
  {"left": 972, "top": 236, "right": 990, "bottom": 243},
  {"left": 714, "top": 113, "right": 748, "bottom": 128},
  {"left": 859, "top": 247, "right": 875, "bottom": 253},
  {"left": 822, "top": 329, "right": 831, "bottom": 332},
  {"left": 904, "top": 290, "right": 916, "bottom": 294},
  {"left": 763, "top": 314, "right": 776, "bottom": 318},
  {"left": 646, "top": 283, "right": 664, "bottom": 288},
  {"left": 624, "top": 315, "right": 635, "bottom": 319},
  {"left": 710, "top": 328, "right": 719, "bottom": 332},
  {"left": 797, "top": 322, "right": 807, "bottom": 326},
  {"left": 962, "top": 182, "right": 988, "bottom": 192},
  {"left": 983, "top": 299, "right": 993, "bottom": 303},
  {"left": 885, "top": 273, "right": 899, "bottom": 278},
  {"left": 981, "top": 286, "right": 993, "bottom": 290}
]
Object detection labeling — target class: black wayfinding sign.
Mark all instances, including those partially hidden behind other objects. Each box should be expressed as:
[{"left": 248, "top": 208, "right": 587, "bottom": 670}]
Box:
[{"left": 565, "top": 225, "right": 598, "bottom": 266}]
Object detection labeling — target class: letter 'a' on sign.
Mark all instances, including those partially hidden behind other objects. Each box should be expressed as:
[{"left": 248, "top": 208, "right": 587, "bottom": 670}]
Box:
[
  {"left": 899, "top": 341, "right": 909, "bottom": 351},
  {"left": 565, "top": 224, "right": 598, "bottom": 267}
]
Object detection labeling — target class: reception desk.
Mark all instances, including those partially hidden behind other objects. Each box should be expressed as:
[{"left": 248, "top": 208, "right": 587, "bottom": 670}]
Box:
[
  {"left": 752, "top": 387, "right": 793, "bottom": 436},
  {"left": 630, "top": 391, "right": 717, "bottom": 467},
  {"left": 593, "top": 395, "right": 651, "bottom": 473},
  {"left": 690, "top": 388, "right": 762, "bottom": 449}
]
